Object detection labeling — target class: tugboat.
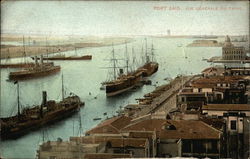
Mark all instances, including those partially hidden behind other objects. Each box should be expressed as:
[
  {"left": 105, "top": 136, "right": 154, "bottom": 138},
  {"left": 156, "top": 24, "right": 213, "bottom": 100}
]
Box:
[
  {"left": 9, "top": 55, "right": 60, "bottom": 80},
  {"left": 0, "top": 79, "right": 84, "bottom": 140},
  {"left": 104, "top": 40, "right": 158, "bottom": 97}
]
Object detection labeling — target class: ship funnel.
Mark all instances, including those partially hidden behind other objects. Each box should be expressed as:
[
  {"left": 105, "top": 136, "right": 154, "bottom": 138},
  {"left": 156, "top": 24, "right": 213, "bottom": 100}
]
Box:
[
  {"left": 35, "top": 56, "right": 38, "bottom": 66},
  {"left": 146, "top": 55, "right": 150, "bottom": 63},
  {"left": 40, "top": 91, "right": 47, "bottom": 118},
  {"left": 42, "top": 91, "right": 47, "bottom": 105},
  {"left": 119, "top": 68, "right": 124, "bottom": 75},
  {"left": 40, "top": 55, "right": 43, "bottom": 64}
]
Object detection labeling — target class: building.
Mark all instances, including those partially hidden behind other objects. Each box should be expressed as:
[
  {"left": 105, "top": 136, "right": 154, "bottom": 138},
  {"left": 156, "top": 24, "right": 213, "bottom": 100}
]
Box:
[
  {"left": 222, "top": 35, "right": 246, "bottom": 60},
  {"left": 37, "top": 139, "right": 106, "bottom": 159},
  {"left": 70, "top": 135, "right": 150, "bottom": 158},
  {"left": 121, "top": 119, "right": 224, "bottom": 158},
  {"left": 202, "top": 104, "right": 250, "bottom": 159}
]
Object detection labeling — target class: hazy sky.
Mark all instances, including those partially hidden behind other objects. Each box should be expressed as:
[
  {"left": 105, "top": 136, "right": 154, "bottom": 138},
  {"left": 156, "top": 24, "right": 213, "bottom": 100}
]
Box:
[{"left": 1, "top": 1, "right": 249, "bottom": 36}]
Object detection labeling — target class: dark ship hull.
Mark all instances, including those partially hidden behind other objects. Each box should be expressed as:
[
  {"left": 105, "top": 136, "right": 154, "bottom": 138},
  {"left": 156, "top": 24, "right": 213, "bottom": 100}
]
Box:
[
  {"left": 105, "top": 62, "right": 159, "bottom": 97},
  {"left": 0, "top": 96, "right": 84, "bottom": 140},
  {"left": 9, "top": 64, "right": 61, "bottom": 80},
  {"left": 32, "top": 55, "right": 92, "bottom": 61},
  {"left": 0, "top": 63, "right": 36, "bottom": 68}
]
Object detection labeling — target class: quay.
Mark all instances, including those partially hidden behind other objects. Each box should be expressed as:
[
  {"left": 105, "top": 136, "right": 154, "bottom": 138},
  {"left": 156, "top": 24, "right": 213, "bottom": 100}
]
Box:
[{"left": 125, "top": 75, "right": 200, "bottom": 117}]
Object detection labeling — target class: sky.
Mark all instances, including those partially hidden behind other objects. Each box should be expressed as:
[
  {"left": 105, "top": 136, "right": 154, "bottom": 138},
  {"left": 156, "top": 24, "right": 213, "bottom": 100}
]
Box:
[{"left": 1, "top": 1, "right": 249, "bottom": 36}]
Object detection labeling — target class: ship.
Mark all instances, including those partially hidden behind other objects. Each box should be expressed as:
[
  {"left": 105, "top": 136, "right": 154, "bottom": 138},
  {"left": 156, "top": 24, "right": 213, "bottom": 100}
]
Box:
[
  {"left": 31, "top": 55, "right": 92, "bottom": 61},
  {"left": 31, "top": 47, "right": 92, "bottom": 61},
  {"left": 0, "top": 81, "right": 84, "bottom": 140},
  {"left": 9, "top": 55, "right": 61, "bottom": 80},
  {"left": 0, "top": 62, "right": 36, "bottom": 68},
  {"left": 105, "top": 41, "right": 158, "bottom": 97}
]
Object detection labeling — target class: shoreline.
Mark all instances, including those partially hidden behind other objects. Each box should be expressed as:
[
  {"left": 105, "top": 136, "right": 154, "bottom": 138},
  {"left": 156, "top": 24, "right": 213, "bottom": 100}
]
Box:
[{"left": 0, "top": 37, "right": 134, "bottom": 59}]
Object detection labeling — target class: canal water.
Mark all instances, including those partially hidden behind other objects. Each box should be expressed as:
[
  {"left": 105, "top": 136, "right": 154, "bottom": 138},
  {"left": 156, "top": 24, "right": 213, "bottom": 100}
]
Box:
[{"left": 0, "top": 37, "right": 248, "bottom": 158}]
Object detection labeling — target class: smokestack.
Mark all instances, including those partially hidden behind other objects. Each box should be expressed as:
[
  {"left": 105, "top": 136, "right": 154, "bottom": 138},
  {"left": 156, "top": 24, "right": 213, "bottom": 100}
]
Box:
[
  {"left": 40, "top": 91, "right": 47, "bottom": 118},
  {"left": 35, "top": 56, "right": 38, "bottom": 66},
  {"left": 40, "top": 55, "right": 43, "bottom": 64}
]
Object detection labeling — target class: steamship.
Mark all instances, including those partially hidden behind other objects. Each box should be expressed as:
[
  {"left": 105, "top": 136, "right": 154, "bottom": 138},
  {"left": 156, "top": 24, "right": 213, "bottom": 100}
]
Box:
[
  {"left": 0, "top": 82, "right": 84, "bottom": 140},
  {"left": 9, "top": 55, "right": 61, "bottom": 80},
  {"left": 105, "top": 41, "right": 158, "bottom": 97}
]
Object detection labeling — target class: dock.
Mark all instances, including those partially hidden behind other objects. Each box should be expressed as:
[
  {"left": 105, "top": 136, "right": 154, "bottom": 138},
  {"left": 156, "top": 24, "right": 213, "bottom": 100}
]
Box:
[{"left": 124, "top": 75, "right": 200, "bottom": 118}]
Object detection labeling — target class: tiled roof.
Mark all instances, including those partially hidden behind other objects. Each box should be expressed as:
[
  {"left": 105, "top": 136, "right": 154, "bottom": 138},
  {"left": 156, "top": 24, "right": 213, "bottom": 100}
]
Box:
[
  {"left": 121, "top": 119, "right": 221, "bottom": 139},
  {"left": 128, "top": 131, "right": 155, "bottom": 138},
  {"left": 202, "top": 104, "right": 250, "bottom": 111},
  {"left": 85, "top": 116, "right": 132, "bottom": 135}
]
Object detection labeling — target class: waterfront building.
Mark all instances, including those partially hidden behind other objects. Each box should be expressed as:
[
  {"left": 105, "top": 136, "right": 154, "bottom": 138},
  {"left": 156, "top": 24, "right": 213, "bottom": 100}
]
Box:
[
  {"left": 222, "top": 35, "right": 246, "bottom": 60},
  {"left": 202, "top": 104, "right": 250, "bottom": 159}
]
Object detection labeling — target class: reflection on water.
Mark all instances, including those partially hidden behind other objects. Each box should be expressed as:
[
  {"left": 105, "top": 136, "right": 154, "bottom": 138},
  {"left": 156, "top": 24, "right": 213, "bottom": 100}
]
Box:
[{"left": 0, "top": 37, "right": 248, "bottom": 158}]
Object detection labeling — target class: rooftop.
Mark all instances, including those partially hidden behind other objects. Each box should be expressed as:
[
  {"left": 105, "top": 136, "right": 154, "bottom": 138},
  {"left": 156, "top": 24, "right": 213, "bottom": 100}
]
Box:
[
  {"left": 121, "top": 119, "right": 221, "bottom": 140},
  {"left": 202, "top": 104, "right": 250, "bottom": 111},
  {"left": 86, "top": 115, "right": 132, "bottom": 135}
]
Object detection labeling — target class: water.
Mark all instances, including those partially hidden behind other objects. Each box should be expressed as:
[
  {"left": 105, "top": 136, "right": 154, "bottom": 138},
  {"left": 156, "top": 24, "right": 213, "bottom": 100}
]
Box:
[{"left": 0, "top": 37, "right": 248, "bottom": 158}]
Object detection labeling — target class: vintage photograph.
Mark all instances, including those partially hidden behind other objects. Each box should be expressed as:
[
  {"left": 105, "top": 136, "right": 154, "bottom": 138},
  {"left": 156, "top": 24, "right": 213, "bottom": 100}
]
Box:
[{"left": 0, "top": 0, "right": 249, "bottom": 158}]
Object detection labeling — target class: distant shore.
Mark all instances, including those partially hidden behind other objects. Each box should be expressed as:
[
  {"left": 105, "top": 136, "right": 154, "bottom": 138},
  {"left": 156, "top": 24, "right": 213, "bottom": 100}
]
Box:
[{"left": 0, "top": 36, "right": 133, "bottom": 59}]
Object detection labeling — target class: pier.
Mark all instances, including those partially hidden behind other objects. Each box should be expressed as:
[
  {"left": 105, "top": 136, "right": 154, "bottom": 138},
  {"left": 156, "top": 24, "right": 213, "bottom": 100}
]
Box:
[{"left": 125, "top": 75, "right": 200, "bottom": 118}]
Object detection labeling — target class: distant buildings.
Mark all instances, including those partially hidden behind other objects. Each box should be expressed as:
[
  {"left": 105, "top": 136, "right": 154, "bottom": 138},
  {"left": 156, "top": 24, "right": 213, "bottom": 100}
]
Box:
[{"left": 222, "top": 35, "right": 246, "bottom": 60}]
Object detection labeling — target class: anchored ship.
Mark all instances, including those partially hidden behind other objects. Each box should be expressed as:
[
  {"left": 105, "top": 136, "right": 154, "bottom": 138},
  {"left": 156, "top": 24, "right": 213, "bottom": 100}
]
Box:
[
  {"left": 0, "top": 80, "right": 84, "bottom": 140},
  {"left": 31, "top": 47, "right": 92, "bottom": 61},
  {"left": 9, "top": 56, "right": 60, "bottom": 80},
  {"left": 104, "top": 41, "right": 158, "bottom": 97},
  {"left": 31, "top": 55, "right": 92, "bottom": 61}
]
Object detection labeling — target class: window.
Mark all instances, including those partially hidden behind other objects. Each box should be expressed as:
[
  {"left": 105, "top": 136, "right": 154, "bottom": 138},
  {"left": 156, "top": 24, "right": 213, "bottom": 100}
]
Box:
[
  {"left": 181, "top": 97, "right": 185, "bottom": 102},
  {"left": 231, "top": 120, "right": 237, "bottom": 130}
]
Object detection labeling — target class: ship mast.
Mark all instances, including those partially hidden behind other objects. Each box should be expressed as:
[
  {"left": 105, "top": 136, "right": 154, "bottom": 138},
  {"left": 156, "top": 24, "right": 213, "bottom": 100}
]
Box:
[
  {"left": 145, "top": 38, "right": 149, "bottom": 63},
  {"left": 62, "top": 73, "right": 65, "bottom": 100},
  {"left": 22, "top": 35, "right": 26, "bottom": 63},
  {"left": 125, "top": 42, "right": 129, "bottom": 74},
  {"left": 111, "top": 43, "right": 117, "bottom": 80},
  {"left": 151, "top": 43, "right": 155, "bottom": 62},
  {"left": 46, "top": 37, "right": 48, "bottom": 57},
  {"left": 14, "top": 81, "right": 21, "bottom": 119}
]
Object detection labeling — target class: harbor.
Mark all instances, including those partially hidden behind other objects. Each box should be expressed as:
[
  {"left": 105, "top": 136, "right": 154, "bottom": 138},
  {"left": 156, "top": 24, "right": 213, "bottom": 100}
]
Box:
[
  {"left": 0, "top": 36, "right": 226, "bottom": 158},
  {"left": 1, "top": 1, "right": 249, "bottom": 159}
]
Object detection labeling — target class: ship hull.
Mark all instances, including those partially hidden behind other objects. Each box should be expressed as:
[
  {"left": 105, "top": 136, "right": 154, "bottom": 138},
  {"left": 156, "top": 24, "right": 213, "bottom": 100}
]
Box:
[
  {"left": 0, "top": 96, "right": 84, "bottom": 140},
  {"left": 105, "top": 62, "right": 159, "bottom": 97},
  {"left": 9, "top": 66, "right": 61, "bottom": 80},
  {"left": 0, "top": 63, "right": 35, "bottom": 68},
  {"left": 32, "top": 55, "right": 92, "bottom": 61}
]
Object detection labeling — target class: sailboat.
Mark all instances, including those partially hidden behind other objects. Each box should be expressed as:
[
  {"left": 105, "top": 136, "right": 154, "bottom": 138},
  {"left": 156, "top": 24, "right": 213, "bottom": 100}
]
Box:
[
  {"left": 0, "top": 77, "right": 84, "bottom": 140},
  {"left": 104, "top": 40, "right": 158, "bottom": 97}
]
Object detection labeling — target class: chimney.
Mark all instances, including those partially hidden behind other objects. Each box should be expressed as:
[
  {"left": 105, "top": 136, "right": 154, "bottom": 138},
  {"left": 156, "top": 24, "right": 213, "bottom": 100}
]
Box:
[
  {"left": 35, "top": 56, "right": 38, "bottom": 66},
  {"left": 40, "top": 55, "right": 43, "bottom": 64},
  {"left": 40, "top": 91, "right": 47, "bottom": 118}
]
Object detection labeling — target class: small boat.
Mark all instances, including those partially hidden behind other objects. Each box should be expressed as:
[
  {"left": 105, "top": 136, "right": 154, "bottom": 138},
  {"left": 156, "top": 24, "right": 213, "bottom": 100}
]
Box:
[{"left": 93, "top": 117, "right": 102, "bottom": 121}]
